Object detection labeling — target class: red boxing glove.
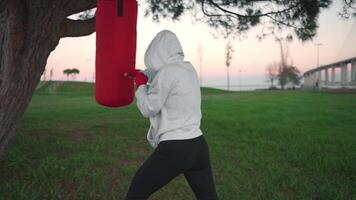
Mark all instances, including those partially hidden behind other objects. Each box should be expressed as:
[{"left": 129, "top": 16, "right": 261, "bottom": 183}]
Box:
[{"left": 134, "top": 70, "right": 148, "bottom": 87}]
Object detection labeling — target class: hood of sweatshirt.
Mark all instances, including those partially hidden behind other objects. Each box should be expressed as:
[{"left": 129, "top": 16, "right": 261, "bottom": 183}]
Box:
[{"left": 144, "top": 30, "right": 185, "bottom": 73}]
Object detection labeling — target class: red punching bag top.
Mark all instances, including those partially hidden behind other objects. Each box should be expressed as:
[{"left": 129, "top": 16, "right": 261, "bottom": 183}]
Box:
[{"left": 95, "top": 0, "right": 138, "bottom": 107}]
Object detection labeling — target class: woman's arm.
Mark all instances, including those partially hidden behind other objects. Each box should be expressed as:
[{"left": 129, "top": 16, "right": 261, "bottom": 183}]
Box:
[{"left": 135, "top": 69, "right": 173, "bottom": 118}]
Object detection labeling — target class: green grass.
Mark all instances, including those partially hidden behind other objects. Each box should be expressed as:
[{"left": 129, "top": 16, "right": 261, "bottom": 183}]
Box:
[{"left": 0, "top": 81, "right": 355, "bottom": 200}]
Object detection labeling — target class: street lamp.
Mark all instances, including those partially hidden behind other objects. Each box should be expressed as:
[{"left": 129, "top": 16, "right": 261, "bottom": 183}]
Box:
[
  {"left": 315, "top": 43, "right": 323, "bottom": 68},
  {"left": 239, "top": 69, "right": 242, "bottom": 91},
  {"left": 198, "top": 44, "right": 203, "bottom": 87}
]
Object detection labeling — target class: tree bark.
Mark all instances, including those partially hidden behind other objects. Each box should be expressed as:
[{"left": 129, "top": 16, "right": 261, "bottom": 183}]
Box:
[
  {"left": 60, "top": 18, "right": 95, "bottom": 38},
  {"left": 0, "top": 0, "right": 97, "bottom": 159}
]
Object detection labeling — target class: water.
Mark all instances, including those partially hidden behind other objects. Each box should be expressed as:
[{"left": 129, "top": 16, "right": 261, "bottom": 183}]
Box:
[{"left": 204, "top": 84, "right": 270, "bottom": 91}]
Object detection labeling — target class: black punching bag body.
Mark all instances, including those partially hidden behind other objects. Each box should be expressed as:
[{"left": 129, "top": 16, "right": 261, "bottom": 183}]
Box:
[{"left": 95, "top": 0, "right": 138, "bottom": 107}]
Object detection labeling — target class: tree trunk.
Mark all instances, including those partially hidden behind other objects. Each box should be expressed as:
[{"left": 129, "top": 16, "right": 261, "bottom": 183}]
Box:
[
  {"left": 0, "top": 1, "right": 63, "bottom": 159},
  {"left": 0, "top": 0, "right": 96, "bottom": 159}
]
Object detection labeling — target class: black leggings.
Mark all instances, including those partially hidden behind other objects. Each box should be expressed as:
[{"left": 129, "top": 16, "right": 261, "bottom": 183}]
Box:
[{"left": 125, "top": 135, "right": 219, "bottom": 200}]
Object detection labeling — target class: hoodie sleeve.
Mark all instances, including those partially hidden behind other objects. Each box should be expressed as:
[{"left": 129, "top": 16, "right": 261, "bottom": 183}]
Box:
[
  {"left": 142, "top": 68, "right": 157, "bottom": 84},
  {"left": 135, "top": 70, "right": 173, "bottom": 118}
]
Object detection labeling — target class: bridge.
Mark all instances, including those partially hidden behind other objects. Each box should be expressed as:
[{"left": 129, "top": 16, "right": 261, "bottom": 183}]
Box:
[{"left": 303, "top": 57, "right": 356, "bottom": 89}]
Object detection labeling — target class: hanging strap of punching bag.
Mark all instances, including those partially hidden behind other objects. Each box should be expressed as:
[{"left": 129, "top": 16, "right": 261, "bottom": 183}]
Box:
[{"left": 118, "top": 0, "right": 123, "bottom": 16}]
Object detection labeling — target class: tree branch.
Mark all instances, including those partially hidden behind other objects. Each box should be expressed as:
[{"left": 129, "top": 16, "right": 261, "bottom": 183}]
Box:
[
  {"left": 265, "top": 14, "right": 300, "bottom": 30},
  {"left": 64, "top": 0, "right": 97, "bottom": 17},
  {"left": 344, "top": 0, "right": 356, "bottom": 9},
  {"left": 204, "top": 0, "right": 299, "bottom": 18},
  {"left": 202, "top": 0, "right": 238, "bottom": 19},
  {"left": 60, "top": 18, "right": 95, "bottom": 38},
  {"left": 344, "top": 0, "right": 356, "bottom": 11}
]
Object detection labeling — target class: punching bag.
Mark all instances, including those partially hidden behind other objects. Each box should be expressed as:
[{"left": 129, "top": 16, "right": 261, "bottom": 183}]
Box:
[{"left": 95, "top": 0, "right": 138, "bottom": 107}]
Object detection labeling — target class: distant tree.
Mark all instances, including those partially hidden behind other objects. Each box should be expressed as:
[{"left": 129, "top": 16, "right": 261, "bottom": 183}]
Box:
[
  {"left": 42, "top": 68, "right": 47, "bottom": 81},
  {"left": 277, "top": 38, "right": 290, "bottom": 89},
  {"left": 278, "top": 66, "right": 287, "bottom": 89},
  {"left": 50, "top": 67, "right": 54, "bottom": 81},
  {"left": 63, "top": 68, "right": 80, "bottom": 80},
  {"left": 63, "top": 69, "right": 72, "bottom": 81},
  {"left": 225, "top": 39, "right": 234, "bottom": 90},
  {"left": 266, "top": 62, "right": 279, "bottom": 88},
  {"left": 71, "top": 68, "right": 80, "bottom": 80},
  {"left": 287, "top": 66, "right": 302, "bottom": 87},
  {"left": 278, "top": 65, "right": 302, "bottom": 89}
]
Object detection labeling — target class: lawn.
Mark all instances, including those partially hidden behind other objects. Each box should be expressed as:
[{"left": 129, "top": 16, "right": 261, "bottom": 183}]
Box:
[{"left": 0, "top": 81, "right": 355, "bottom": 200}]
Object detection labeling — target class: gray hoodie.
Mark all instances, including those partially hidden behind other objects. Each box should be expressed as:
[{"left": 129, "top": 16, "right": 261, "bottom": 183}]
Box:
[{"left": 135, "top": 30, "right": 203, "bottom": 149}]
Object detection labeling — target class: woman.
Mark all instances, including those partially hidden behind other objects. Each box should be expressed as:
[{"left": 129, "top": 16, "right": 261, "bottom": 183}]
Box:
[{"left": 126, "top": 30, "right": 219, "bottom": 200}]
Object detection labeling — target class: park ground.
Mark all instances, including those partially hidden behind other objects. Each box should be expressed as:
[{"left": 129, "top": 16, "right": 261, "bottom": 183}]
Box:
[{"left": 0, "top": 81, "right": 355, "bottom": 200}]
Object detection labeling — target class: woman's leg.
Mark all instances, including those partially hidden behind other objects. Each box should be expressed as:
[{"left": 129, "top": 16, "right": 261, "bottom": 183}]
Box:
[
  {"left": 125, "top": 142, "right": 188, "bottom": 200},
  {"left": 184, "top": 136, "right": 219, "bottom": 200}
]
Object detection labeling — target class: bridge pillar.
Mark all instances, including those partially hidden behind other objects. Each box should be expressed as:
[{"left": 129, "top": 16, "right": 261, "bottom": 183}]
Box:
[
  {"left": 331, "top": 67, "right": 335, "bottom": 85},
  {"left": 304, "top": 74, "right": 309, "bottom": 86},
  {"left": 345, "top": 63, "right": 349, "bottom": 84},
  {"left": 325, "top": 68, "right": 329, "bottom": 84},
  {"left": 352, "top": 60, "right": 356, "bottom": 82},
  {"left": 308, "top": 74, "right": 312, "bottom": 86},
  {"left": 341, "top": 63, "right": 348, "bottom": 86},
  {"left": 308, "top": 73, "right": 312, "bottom": 85}
]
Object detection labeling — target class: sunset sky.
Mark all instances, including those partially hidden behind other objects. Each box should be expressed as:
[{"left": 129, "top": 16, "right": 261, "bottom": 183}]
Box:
[{"left": 45, "top": 1, "right": 356, "bottom": 88}]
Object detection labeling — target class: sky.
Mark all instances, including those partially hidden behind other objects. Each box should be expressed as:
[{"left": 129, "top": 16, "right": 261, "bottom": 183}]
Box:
[{"left": 45, "top": 1, "right": 356, "bottom": 89}]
